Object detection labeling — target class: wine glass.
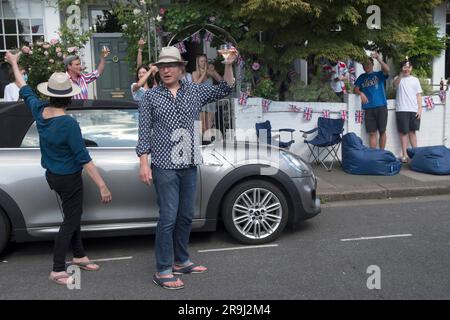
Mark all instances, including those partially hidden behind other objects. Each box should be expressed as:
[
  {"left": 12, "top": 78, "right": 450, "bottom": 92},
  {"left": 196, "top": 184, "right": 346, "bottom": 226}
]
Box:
[
  {"left": 218, "top": 44, "right": 232, "bottom": 64},
  {"left": 101, "top": 45, "right": 110, "bottom": 58}
]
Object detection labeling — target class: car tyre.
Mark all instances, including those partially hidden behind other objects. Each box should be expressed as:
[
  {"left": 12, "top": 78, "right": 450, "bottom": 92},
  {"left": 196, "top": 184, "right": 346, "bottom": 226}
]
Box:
[
  {"left": 222, "top": 179, "right": 289, "bottom": 244},
  {"left": 0, "top": 209, "right": 11, "bottom": 255}
]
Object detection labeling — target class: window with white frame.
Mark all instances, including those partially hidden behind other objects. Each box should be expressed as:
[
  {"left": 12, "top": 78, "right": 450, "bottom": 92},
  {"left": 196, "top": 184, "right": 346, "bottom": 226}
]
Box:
[
  {"left": 0, "top": 0, "right": 45, "bottom": 53},
  {"left": 0, "top": 0, "right": 45, "bottom": 98}
]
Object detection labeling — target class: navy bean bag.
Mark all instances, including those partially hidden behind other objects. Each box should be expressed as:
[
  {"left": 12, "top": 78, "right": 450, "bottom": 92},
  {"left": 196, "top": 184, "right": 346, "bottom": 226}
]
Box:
[
  {"left": 342, "top": 133, "right": 401, "bottom": 175},
  {"left": 407, "top": 146, "right": 450, "bottom": 175}
]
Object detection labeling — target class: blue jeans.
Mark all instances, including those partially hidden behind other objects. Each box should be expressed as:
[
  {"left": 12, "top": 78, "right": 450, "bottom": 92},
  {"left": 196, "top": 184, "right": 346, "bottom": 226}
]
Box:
[{"left": 152, "top": 165, "right": 198, "bottom": 275}]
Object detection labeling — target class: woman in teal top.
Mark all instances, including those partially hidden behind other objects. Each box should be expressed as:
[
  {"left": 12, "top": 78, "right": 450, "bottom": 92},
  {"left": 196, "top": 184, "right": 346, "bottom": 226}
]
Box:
[{"left": 5, "top": 51, "right": 112, "bottom": 286}]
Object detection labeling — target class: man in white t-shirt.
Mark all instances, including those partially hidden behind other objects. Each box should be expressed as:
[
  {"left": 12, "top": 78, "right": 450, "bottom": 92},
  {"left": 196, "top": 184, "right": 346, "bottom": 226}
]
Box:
[{"left": 394, "top": 60, "right": 423, "bottom": 163}]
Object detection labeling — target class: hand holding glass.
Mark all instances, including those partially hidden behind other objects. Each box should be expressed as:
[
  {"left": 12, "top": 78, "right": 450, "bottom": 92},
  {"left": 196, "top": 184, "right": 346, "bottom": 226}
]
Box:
[{"left": 218, "top": 44, "right": 237, "bottom": 64}]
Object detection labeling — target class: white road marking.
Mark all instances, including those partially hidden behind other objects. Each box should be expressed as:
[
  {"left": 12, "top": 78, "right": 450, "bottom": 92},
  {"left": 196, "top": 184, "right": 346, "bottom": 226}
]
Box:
[
  {"left": 198, "top": 244, "right": 279, "bottom": 253},
  {"left": 67, "top": 256, "right": 133, "bottom": 263},
  {"left": 340, "top": 234, "right": 413, "bottom": 242}
]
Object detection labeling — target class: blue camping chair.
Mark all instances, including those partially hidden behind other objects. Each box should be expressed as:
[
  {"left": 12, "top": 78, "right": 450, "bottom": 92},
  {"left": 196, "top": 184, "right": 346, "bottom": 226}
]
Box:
[
  {"left": 300, "top": 117, "right": 345, "bottom": 171},
  {"left": 255, "top": 120, "right": 295, "bottom": 149}
]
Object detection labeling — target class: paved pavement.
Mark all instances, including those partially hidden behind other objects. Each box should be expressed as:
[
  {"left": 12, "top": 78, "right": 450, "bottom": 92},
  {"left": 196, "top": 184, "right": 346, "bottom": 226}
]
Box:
[{"left": 315, "top": 163, "right": 450, "bottom": 202}]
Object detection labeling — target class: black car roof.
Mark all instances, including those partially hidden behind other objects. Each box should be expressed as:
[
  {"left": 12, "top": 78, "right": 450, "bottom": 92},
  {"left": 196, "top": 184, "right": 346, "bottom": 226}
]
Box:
[{"left": 0, "top": 99, "right": 138, "bottom": 148}]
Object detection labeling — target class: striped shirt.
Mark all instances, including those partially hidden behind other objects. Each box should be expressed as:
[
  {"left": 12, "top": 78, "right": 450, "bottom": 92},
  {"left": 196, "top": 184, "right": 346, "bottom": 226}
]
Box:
[{"left": 67, "top": 70, "right": 99, "bottom": 100}]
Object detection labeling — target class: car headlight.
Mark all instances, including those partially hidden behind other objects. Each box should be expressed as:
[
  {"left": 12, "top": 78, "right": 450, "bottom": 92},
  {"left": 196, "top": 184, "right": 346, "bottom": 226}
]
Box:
[{"left": 280, "top": 151, "right": 310, "bottom": 174}]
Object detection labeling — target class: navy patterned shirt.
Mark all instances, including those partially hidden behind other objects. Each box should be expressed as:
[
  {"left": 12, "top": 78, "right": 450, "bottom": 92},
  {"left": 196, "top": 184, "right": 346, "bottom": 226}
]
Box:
[{"left": 136, "top": 80, "right": 233, "bottom": 169}]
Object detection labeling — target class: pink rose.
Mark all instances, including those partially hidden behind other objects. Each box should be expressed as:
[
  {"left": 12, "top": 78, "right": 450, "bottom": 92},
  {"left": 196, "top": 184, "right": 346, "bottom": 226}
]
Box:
[
  {"left": 22, "top": 46, "right": 31, "bottom": 54},
  {"left": 55, "top": 47, "right": 61, "bottom": 53},
  {"left": 252, "top": 62, "right": 260, "bottom": 71},
  {"left": 67, "top": 46, "right": 78, "bottom": 53},
  {"left": 43, "top": 43, "right": 51, "bottom": 49},
  {"left": 159, "top": 8, "right": 166, "bottom": 15},
  {"left": 50, "top": 39, "right": 58, "bottom": 45},
  {"left": 44, "top": 51, "right": 49, "bottom": 56},
  {"left": 57, "top": 52, "right": 63, "bottom": 57},
  {"left": 49, "top": 59, "right": 55, "bottom": 64}
]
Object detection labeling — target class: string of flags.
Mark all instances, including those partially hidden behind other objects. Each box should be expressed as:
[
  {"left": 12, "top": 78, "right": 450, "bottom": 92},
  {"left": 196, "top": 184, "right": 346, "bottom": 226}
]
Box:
[
  {"left": 173, "top": 28, "right": 220, "bottom": 54},
  {"left": 174, "top": 41, "right": 186, "bottom": 54},
  {"left": 424, "top": 96, "right": 434, "bottom": 110},
  {"left": 238, "top": 94, "right": 445, "bottom": 125}
]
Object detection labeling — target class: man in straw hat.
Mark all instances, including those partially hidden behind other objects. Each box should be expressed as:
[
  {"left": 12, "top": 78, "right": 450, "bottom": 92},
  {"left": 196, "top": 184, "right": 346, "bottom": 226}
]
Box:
[
  {"left": 136, "top": 45, "right": 237, "bottom": 290},
  {"left": 5, "top": 51, "right": 112, "bottom": 286}
]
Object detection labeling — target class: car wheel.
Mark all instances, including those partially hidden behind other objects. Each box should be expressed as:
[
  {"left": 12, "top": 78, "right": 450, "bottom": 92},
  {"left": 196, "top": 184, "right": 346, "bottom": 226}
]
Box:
[
  {"left": 222, "top": 179, "right": 289, "bottom": 244},
  {"left": 0, "top": 209, "right": 11, "bottom": 255}
]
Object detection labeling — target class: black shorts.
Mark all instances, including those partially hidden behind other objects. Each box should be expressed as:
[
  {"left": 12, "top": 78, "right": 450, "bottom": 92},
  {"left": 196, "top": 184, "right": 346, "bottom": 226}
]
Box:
[
  {"left": 396, "top": 112, "right": 420, "bottom": 134},
  {"left": 364, "top": 106, "right": 387, "bottom": 134}
]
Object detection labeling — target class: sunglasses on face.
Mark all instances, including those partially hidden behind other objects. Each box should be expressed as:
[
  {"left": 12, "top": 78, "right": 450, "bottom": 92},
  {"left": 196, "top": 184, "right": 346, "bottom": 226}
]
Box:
[{"left": 158, "top": 63, "right": 181, "bottom": 69}]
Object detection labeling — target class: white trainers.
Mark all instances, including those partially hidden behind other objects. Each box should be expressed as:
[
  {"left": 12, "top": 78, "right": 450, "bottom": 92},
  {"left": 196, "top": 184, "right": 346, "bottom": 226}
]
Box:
[{"left": 400, "top": 156, "right": 408, "bottom": 163}]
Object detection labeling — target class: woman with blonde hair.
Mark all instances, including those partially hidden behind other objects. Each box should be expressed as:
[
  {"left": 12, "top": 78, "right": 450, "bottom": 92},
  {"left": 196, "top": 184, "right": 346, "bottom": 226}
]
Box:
[{"left": 192, "top": 54, "right": 222, "bottom": 140}]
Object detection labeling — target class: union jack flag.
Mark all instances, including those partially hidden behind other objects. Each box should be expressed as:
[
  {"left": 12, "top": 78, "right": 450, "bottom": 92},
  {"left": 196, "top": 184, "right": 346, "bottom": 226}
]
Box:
[
  {"left": 289, "top": 104, "right": 301, "bottom": 113},
  {"left": 204, "top": 31, "right": 214, "bottom": 43},
  {"left": 191, "top": 32, "right": 201, "bottom": 43},
  {"left": 322, "top": 109, "right": 330, "bottom": 119},
  {"left": 355, "top": 110, "right": 364, "bottom": 124},
  {"left": 439, "top": 90, "right": 446, "bottom": 104},
  {"left": 348, "top": 60, "right": 356, "bottom": 84},
  {"left": 341, "top": 110, "right": 348, "bottom": 121},
  {"left": 238, "top": 92, "right": 249, "bottom": 106},
  {"left": 262, "top": 99, "right": 271, "bottom": 113},
  {"left": 174, "top": 42, "right": 186, "bottom": 54},
  {"left": 303, "top": 107, "right": 313, "bottom": 121},
  {"left": 424, "top": 96, "right": 434, "bottom": 110}
]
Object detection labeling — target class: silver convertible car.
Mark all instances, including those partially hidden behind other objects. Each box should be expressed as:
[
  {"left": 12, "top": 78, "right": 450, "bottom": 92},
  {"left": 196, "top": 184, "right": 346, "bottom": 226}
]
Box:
[{"left": 0, "top": 100, "right": 320, "bottom": 255}]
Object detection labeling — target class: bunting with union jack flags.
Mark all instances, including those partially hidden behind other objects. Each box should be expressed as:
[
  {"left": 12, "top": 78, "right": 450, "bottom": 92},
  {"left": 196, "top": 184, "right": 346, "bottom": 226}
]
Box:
[
  {"left": 424, "top": 96, "right": 435, "bottom": 110},
  {"left": 322, "top": 109, "right": 330, "bottom": 119},
  {"left": 303, "top": 107, "right": 313, "bottom": 120},
  {"left": 355, "top": 110, "right": 364, "bottom": 124},
  {"left": 238, "top": 92, "right": 249, "bottom": 106},
  {"left": 289, "top": 104, "right": 302, "bottom": 113},
  {"left": 191, "top": 32, "right": 201, "bottom": 44},
  {"left": 174, "top": 41, "right": 186, "bottom": 54},
  {"left": 262, "top": 99, "right": 271, "bottom": 113},
  {"left": 341, "top": 110, "right": 348, "bottom": 121},
  {"left": 204, "top": 31, "right": 214, "bottom": 43}
]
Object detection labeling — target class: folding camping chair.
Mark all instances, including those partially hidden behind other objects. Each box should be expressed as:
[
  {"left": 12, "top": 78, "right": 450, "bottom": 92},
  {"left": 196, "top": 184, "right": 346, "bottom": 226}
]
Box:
[
  {"left": 255, "top": 120, "right": 295, "bottom": 149},
  {"left": 300, "top": 117, "right": 344, "bottom": 171}
]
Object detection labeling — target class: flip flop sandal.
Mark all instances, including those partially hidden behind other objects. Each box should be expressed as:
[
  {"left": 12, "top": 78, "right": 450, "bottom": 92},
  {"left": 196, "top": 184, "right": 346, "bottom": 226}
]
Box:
[
  {"left": 172, "top": 263, "right": 208, "bottom": 274},
  {"left": 152, "top": 274, "right": 185, "bottom": 290},
  {"left": 72, "top": 260, "right": 100, "bottom": 271},
  {"left": 49, "top": 274, "right": 74, "bottom": 286}
]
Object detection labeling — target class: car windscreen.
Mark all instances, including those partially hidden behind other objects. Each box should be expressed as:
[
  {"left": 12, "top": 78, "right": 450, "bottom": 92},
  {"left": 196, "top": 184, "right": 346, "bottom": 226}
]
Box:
[{"left": 21, "top": 108, "right": 139, "bottom": 148}]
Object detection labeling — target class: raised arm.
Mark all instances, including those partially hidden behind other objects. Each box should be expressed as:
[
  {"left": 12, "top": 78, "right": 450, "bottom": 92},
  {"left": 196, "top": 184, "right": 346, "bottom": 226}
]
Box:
[
  {"left": 372, "top": 52, "right": 390, "bottom": 75},
  {"left": 96, "top": 47, "right": 110, "bottom": 76},
  {"left": 137, "top": 39, "right": 145, "bottom": 67},
  {"left": 4, "top": 51, "right": 26, "bottom": 88},
  {"left": 132, "top": 65, "right": 158, "bottom": 92}
]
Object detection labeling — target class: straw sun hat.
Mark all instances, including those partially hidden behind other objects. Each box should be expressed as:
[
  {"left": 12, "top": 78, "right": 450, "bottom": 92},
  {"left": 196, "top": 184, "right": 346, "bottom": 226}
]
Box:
[{"left": 37, "top": 72, "right": 81, "bottom": 98}]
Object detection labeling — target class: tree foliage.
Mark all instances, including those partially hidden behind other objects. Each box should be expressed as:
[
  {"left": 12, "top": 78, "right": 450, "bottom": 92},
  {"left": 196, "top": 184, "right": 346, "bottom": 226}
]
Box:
[{"left": 237, "top": 0, "right": 445, "bottom": 73}]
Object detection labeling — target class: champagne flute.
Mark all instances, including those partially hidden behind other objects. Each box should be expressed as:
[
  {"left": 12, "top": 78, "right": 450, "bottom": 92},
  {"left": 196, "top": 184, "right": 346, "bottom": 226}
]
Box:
[
  {"left": 218, "top": 44, "right": 232, "bottom": 64},
  {"left": 101, "top": 45, "right": 110, "bottom": 58}
]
